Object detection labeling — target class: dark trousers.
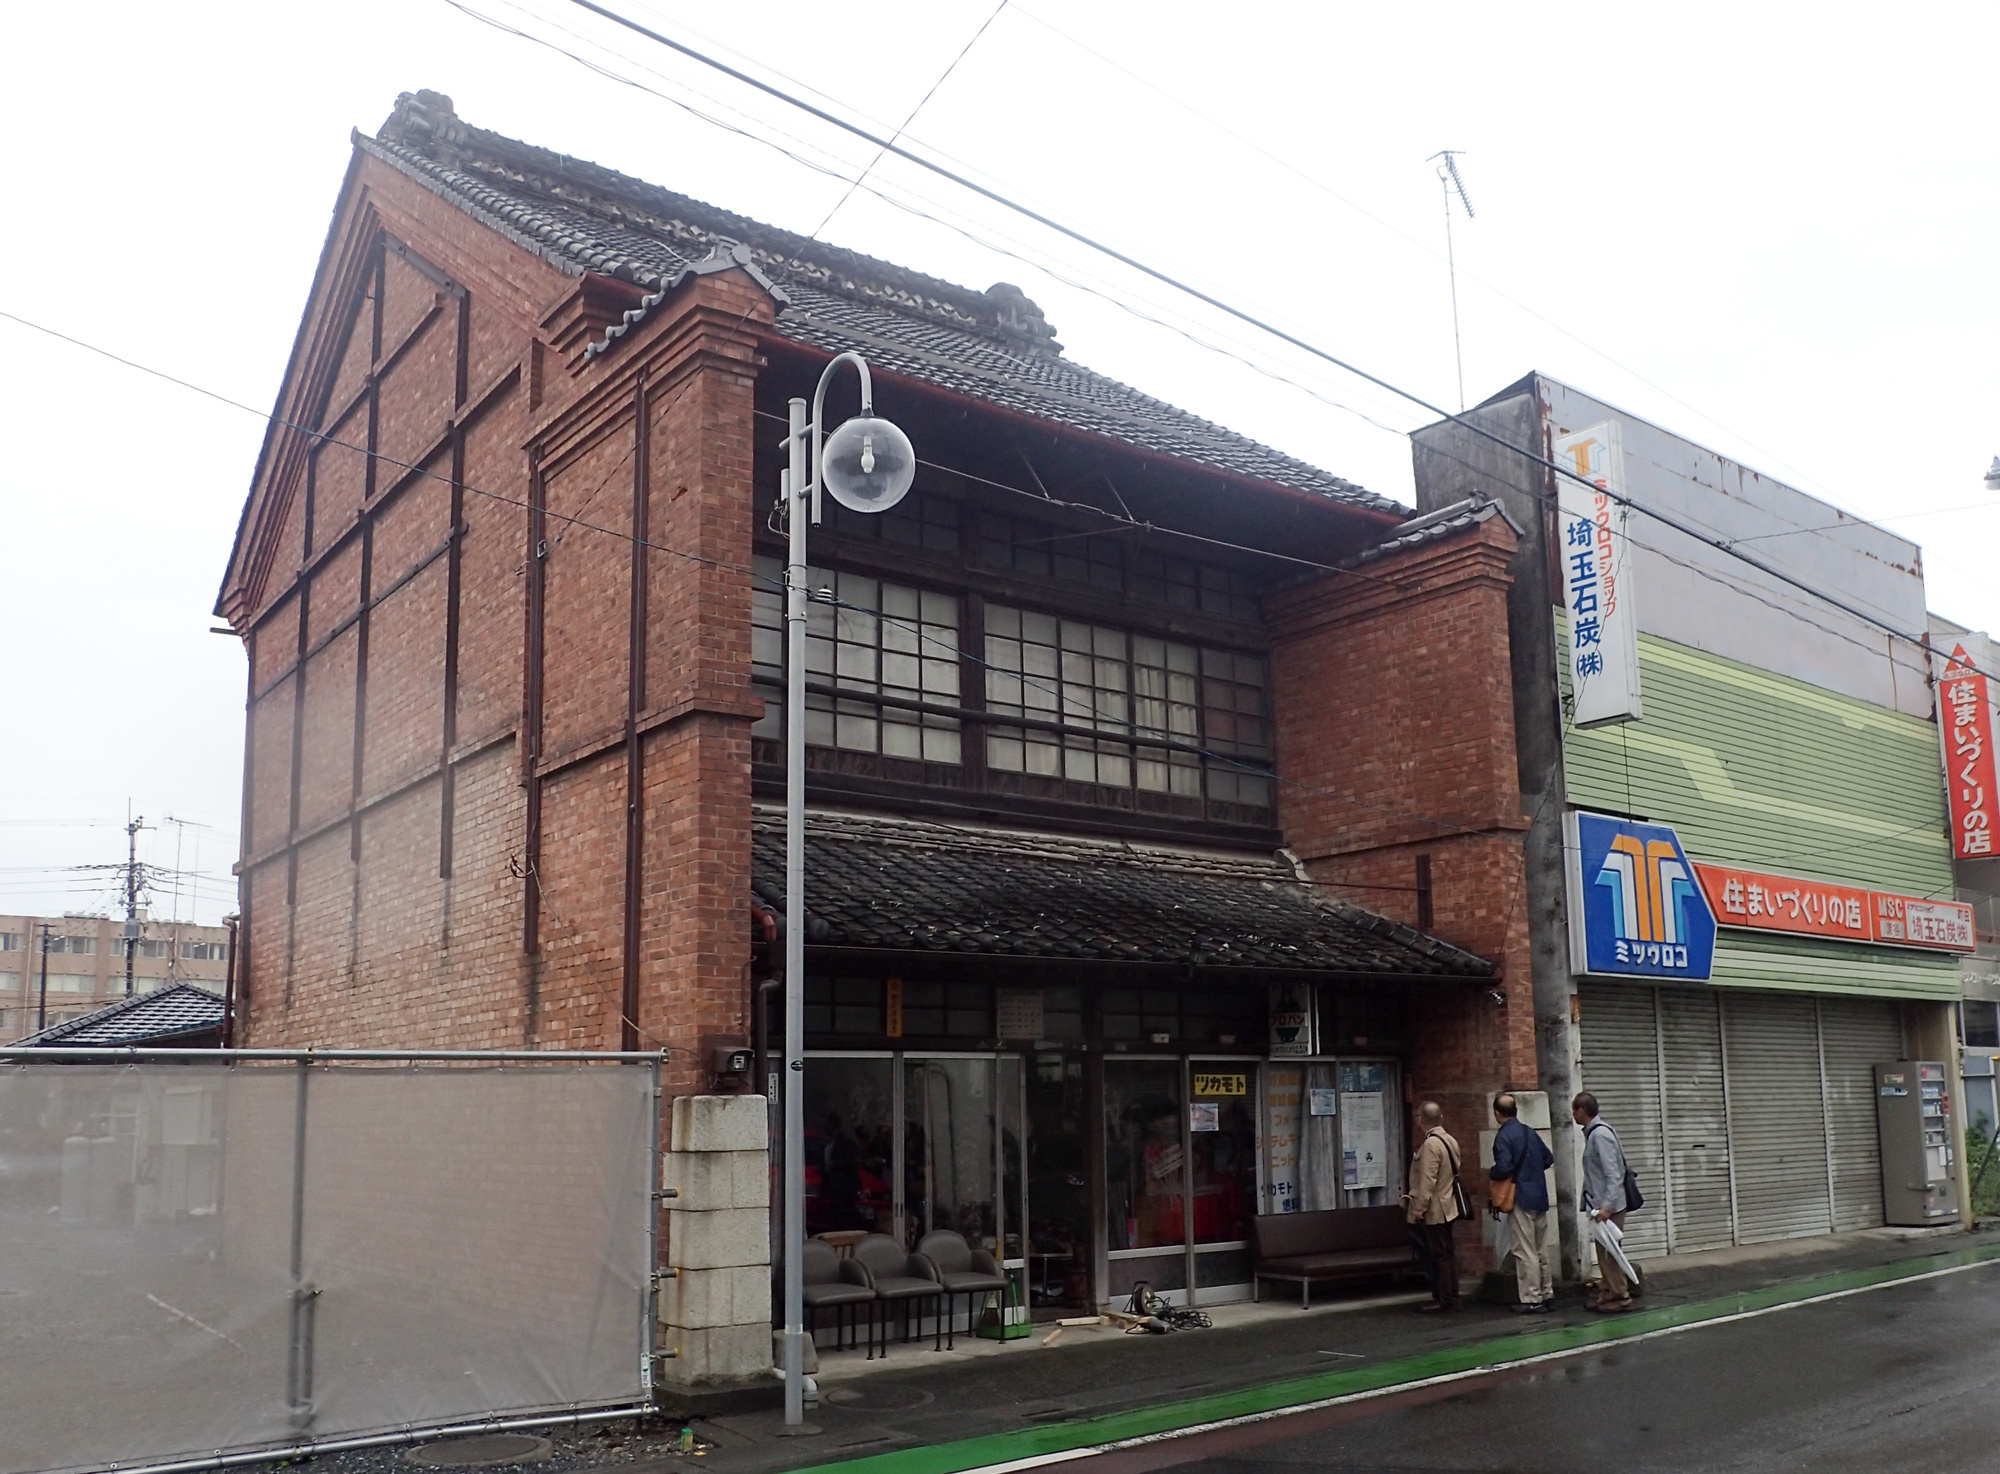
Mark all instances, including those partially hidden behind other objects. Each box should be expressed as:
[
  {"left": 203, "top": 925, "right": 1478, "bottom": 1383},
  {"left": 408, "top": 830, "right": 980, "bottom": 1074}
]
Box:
[{"left": 1409, "top": 1220, "right": 1459, "bottom": 1307}]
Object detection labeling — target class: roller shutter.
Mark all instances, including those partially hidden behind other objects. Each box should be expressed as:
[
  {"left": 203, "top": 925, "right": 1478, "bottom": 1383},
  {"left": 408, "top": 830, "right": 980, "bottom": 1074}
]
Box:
[
  {"left": 1819, "top": 996, "right": 1903, "bottom": 1231},
  {"left": 1578, "top": 982, "right": 1668, "bottom": 1258},
  {"left": 1721, "top": 992, "right": 1832, "bottom": 1243},
  {"left": 1660, "top": 988, "right": 1735, "bottom": 1253}
]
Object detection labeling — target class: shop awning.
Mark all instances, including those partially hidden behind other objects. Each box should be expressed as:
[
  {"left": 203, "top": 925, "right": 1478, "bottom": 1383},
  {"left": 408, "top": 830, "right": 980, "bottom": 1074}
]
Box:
[{"left": 749, "top": 807, "right": 1494, "bottom": 979}]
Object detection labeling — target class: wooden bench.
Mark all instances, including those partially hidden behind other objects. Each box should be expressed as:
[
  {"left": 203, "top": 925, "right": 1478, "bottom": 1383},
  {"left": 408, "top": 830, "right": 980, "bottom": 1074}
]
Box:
[{"left": 1250, "top": 1206, "right": 1422, "bottom": 1307}]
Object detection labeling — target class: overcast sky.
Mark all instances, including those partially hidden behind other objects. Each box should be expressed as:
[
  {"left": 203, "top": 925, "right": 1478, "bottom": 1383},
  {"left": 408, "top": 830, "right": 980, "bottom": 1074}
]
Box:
[{"left": 3, "top": 0, "right": 1996, "bottom": 922}]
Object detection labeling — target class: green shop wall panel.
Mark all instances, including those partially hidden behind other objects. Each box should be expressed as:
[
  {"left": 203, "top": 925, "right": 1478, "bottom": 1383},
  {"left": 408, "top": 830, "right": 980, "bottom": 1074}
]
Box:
[
  {"left": 1710, "top": 933, "right": 1960, "bottom": 1002},
  {"left": 1557, "top": 613, "right": 1950, "bottom": 896}
]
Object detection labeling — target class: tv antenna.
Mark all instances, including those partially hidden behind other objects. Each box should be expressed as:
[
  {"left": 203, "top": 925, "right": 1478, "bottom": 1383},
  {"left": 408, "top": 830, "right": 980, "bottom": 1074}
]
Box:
[{"left": 1428, "top": 149, "right": 1476, "bottom": 410}]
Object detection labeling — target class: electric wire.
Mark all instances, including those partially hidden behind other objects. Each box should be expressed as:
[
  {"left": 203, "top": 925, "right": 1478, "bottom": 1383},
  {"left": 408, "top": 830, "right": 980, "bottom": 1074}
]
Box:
[{"left": 550, "top": 0, "right": 1968, "bottom": 659}]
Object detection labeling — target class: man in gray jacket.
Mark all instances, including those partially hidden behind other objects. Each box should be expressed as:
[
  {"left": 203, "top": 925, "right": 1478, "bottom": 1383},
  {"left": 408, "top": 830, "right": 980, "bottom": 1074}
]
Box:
[{"left": 1572, "top": 1091, "right": 1633, "bottom": 1311}]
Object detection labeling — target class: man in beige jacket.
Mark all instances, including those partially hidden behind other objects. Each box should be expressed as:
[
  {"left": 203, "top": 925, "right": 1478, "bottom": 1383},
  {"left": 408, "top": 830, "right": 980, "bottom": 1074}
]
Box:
[{"left": 1403, "top": 1101, "right": 1463, "bottom": 1312}]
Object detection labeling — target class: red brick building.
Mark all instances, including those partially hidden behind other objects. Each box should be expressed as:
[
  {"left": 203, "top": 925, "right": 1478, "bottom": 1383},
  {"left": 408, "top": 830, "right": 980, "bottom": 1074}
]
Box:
[{"left": 219, "top": 91, "right": 1537, "bottom": 1304}]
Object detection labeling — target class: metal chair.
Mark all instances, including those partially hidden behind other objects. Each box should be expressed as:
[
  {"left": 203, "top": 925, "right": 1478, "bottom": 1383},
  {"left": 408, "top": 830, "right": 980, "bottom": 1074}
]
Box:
[
  {"left": 840, "top": 1232, "right": 945, "bottom": 1356},
  {"left": 915, "top": 1230, "right": 1010, "bottom": 1349},
  {"left": 801, "top": 1236, "right": 875, "bottom": 1354}
]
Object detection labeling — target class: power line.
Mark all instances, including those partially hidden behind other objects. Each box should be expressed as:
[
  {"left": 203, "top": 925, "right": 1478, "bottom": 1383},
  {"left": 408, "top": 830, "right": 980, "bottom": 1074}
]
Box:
[{"left": 551, "top": 0, "right": 1958, "bottom": 663}]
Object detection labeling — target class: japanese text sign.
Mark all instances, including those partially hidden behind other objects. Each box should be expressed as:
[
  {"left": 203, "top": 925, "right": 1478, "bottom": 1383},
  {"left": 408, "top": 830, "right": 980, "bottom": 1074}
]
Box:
[
  {"left": 1555, "top": 421, "right": 1642, "bottom": 728},
  {"left": 1695, "top": 861, "right": 1975, "bottom": 954},
  {"left": 1565, "top": 811, "right": 1716, "bottom": 979},
  {"left": 1936, "top": 643, "right": 2000, "bottom": 860}
]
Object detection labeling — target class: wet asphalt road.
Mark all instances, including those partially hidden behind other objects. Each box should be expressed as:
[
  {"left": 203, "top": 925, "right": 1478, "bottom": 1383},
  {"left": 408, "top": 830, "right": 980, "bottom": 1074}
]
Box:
[{"left": 1078, "top": 1259, "right": 2000, "bottom": 1474}]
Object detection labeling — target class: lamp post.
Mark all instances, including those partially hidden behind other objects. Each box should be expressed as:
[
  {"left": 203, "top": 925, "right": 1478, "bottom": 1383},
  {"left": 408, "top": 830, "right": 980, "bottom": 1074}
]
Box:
[{"left": 780, "top": 353, "right": 915, "bottom": 1426}]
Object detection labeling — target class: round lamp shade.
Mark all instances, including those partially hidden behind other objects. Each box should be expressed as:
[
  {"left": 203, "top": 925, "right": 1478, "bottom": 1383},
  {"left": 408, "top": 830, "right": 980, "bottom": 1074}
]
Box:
[{"left": 822, "top": 415, "right": 915, "bottom": 513}]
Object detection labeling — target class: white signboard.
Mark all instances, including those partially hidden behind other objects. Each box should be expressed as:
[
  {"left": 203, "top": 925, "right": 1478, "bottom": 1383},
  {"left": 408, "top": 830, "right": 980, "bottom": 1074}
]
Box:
[
  {"left": 996, "top": 989, "right": 1044, "bottom": 1040},
  {"left": 1268, "top": 984, "right": 1316, "bottom": 1058},
  {"left": 1340, "top": 1092, "right": 1387, "bottom": 1189},
  {"left": 1555, "top": 421, "right": 1642, "bottom": 728},
  {"left": 1263, "top": 1067, "right": 1303, "bottom": 1212}
]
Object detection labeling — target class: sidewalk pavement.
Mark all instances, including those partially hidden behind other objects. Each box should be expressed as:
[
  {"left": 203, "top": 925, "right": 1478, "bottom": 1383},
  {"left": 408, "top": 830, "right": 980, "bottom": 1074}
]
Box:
[{"left": 637, "top": 1222, "right": 1994, "bottom": 1474}]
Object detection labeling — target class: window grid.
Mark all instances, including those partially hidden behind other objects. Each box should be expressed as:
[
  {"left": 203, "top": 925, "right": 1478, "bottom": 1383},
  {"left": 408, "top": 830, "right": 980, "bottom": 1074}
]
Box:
[
  {"left": 984, "top": 604, "right": 1270, "bottom": 807},
  {"left": 752, "top": 556, "right": 962, "bottom": 765}
]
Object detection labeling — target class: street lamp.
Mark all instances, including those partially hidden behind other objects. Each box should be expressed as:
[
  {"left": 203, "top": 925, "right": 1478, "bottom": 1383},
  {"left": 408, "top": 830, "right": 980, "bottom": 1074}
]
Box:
[{"left": 779, "top": 352, "right": 914, "bottom": 1426}]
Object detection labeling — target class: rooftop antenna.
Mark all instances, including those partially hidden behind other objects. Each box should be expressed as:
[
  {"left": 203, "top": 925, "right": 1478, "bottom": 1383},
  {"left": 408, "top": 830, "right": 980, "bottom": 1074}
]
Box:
[{"left": 1428, "top": 149, "right": 1475, "bottom": 410}]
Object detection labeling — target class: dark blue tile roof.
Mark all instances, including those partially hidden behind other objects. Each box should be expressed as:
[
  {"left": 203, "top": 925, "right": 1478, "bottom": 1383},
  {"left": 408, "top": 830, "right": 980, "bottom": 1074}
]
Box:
[
  {"left": 750, "top": 808, "right": 1492, "bottom": 976},
  {"left": 14, "top": 984, "right": 225, "bottom": 1048},
  {"left": 358, "top": 91, "right": 1402, "bottom": 516}
]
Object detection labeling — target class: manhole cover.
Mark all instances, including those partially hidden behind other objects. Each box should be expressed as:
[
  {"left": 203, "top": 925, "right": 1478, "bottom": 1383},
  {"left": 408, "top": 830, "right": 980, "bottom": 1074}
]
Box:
[
  {"left": 406, "top": 1434, "right": 553, "bottom": 1467},
  {"left": 821, "top": 1385, "right": 935, "bottom": 1412}
]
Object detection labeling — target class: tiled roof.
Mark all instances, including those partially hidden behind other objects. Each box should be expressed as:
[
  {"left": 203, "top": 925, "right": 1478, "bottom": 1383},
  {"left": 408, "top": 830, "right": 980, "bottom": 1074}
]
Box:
[
  {"left": 13, "top": 984, "right": 225, "bottom": 1048},
  {"left": 749, "top": 808, "right": 1493, "bottom": 977},
  {"left": 1347, "top": 495, "right": 1523, "bottom": 566},
  {"left": 358, "top": 91, "right": 1401, "bottom": 516}
]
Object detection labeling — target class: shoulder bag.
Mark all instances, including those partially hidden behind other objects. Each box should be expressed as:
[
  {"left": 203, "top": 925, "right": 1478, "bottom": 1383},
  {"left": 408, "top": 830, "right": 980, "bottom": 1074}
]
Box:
[{"left": 1439, "top": 1133, "right": 1473, "bottom": 1220}]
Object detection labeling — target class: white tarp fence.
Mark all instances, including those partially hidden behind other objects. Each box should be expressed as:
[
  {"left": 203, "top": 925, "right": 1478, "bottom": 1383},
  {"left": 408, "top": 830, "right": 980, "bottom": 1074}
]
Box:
[{"left": 0, "top": 1054, "right": 657, "bottom": 1474}]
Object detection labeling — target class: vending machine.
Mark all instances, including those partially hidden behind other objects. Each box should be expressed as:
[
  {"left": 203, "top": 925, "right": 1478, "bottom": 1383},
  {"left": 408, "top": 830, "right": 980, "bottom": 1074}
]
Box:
[{"left": 1875, "top": 1062, "right": 1959, "bottom": 1225}]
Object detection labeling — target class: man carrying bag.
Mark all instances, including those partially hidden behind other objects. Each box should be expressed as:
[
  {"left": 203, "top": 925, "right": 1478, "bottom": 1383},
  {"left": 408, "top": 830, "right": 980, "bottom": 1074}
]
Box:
[
  {"left": 1573, "top": 1091, "right": 1638, "bottom": 1312},
  {"left": 1402, "top": 1101, "right": 1466, "bottom": 1313},
  {"left": 1488, "top": 1092, "right": 1555, "bottom": 1313}
]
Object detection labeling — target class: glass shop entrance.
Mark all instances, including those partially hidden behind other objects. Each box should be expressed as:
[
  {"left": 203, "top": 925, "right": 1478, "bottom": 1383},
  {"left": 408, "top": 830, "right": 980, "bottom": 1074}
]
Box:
[
  {"left": 803, "top": 1052, "right": 1028, "bottom": 1291},
  {"left": 800, "top": 1048, "right": 1407, "bottom": 1316}
]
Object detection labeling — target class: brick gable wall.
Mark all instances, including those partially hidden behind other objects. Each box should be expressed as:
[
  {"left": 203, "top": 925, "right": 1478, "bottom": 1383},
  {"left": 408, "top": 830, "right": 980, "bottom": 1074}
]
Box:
[
  {"left": 1268, "top": 516, "right": 1538, "bottom": 1276},
  {"left": 228, "top": 151, "right": 767, "bottom": 1105}
]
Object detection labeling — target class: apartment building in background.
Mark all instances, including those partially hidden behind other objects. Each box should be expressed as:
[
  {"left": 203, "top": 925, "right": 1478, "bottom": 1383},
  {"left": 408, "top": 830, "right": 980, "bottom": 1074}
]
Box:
[{"left": 0, "top": 914, "right": 232, "bottom": 1042}]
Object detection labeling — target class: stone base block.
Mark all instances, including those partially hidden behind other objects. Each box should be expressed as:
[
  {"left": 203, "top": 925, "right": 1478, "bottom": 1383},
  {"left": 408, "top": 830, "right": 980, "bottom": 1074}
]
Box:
[
  {"left": 660, "top": 1264, "right": 771, "bottom": 1328},
  {"left": 672, "top": 1095, "right": 768, "bottom": 1154},
  {"left": 657, "top": 1321, "right": 772, "bottom": 1387},
  {"left": 671, "top": 1206, "right": 769, "bottom": 1270},
  {"left": 663, "top": 1148, "right": 768, "bottom": 1210}
]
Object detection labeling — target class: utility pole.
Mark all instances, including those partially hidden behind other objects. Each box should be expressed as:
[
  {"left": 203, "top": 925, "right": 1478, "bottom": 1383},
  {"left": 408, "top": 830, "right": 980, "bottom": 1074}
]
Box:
[
  {"left": 122, "top": 813, "right": 145, "bottom": 997},
  {"left": 36, "top": 921, "right": 53, "bottom": 1035}
]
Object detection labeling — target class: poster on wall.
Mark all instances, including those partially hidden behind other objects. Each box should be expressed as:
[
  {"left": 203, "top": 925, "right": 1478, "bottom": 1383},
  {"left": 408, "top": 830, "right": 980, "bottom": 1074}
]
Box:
[
  {"left": 1340, "top": 1092, "right": 1387, "bottom": 1189},
  {"left": 1268, "top": 984, "right": 1316, "bottom": 1058},
  {"left": 1309, "top": 1088, "right": 1338, "bottom": 1117},
  {"left": 1263, "top": 1067, "right": 1303, "bottom": 1213},
  {"left": 1936, "top": 643, "right": 2000, "bottom": 860},
  {"left": 1554, "top": 421, "right": 1643, "bottom": 728},
  {"left": 1189, "top": 1102, "right": 1219, "bottom": 1132}
]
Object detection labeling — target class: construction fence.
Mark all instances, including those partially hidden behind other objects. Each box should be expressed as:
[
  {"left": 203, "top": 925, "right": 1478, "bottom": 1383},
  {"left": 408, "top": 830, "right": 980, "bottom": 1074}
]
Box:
[{"left": 0, "top": 1051, "right": 659, "bottom": 1474}]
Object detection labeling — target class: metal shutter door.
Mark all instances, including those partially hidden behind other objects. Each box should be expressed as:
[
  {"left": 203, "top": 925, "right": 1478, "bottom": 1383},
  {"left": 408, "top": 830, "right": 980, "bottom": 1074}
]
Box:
[
  {"left": 1722, "top": 992, "right": 1832, "bottom": 1243},
  {"left": 1819, "top": 997, "right": 1902, "bottom": 1231},
  {"left": 1659, "top": 987, "right": 1735, "bottom": 1252},
  {"left": 1578, "top": 982, "right": 1668, "bottom": 1258}
]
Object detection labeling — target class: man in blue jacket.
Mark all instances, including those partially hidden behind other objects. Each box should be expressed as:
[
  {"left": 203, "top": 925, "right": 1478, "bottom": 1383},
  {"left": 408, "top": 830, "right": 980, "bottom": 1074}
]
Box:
[{"left": 1488, "top": 1093, "right": 1555, "bottom": 1313}]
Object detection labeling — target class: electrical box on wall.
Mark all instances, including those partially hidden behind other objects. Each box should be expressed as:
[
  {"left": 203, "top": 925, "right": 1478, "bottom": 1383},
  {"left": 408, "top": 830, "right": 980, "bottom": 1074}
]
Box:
[{"left": 1876, "top": 1062, "right": 1959, "bottom": 1225}]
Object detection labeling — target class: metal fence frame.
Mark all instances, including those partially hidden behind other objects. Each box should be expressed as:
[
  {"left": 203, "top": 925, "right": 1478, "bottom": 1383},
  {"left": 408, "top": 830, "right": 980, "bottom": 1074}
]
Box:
[{"left": 0, "top": 1048, "right": 664, "bottom": 1474}]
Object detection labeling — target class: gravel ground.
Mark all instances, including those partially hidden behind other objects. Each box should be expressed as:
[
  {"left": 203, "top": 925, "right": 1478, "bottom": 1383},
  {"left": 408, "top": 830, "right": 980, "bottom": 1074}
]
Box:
[{"left": 249, "top": 1416, "right": 710, "bottom": 1474}]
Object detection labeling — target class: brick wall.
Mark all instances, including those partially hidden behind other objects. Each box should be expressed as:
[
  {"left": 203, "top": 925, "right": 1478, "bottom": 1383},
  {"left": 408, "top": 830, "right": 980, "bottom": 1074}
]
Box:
[
  {"left": 224, "top": 153, "right": 768, "bottom": 1121},
  {"left": 1267, "top": 515, "right": 1537, "bottom": 1275}
]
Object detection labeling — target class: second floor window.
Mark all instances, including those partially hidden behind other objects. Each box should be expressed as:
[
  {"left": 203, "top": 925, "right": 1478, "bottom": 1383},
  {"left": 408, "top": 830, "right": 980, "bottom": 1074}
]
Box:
[
  {"left": 983, "top": 604, "right": 1271, "bottom": 807},
  {"left": 753, "top": 557, "right": 961, "bottom": 765}
]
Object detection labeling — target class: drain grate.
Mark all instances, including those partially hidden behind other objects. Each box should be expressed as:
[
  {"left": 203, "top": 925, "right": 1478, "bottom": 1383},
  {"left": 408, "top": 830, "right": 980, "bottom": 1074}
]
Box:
[{"left": 406, "top": 1434, "right": 553, "bottom": 1468}]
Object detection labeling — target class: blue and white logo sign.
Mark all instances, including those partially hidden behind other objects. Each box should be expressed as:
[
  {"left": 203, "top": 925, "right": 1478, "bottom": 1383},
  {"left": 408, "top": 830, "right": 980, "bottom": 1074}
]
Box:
[{"left": 1564, "top": 810, "right": 1716, "bottom": 979}]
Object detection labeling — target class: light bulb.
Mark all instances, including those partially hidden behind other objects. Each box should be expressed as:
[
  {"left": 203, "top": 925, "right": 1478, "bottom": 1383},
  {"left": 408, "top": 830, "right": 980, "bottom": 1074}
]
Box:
[{"left": 861, "top": 434, "right": 876, "bottom": 474}]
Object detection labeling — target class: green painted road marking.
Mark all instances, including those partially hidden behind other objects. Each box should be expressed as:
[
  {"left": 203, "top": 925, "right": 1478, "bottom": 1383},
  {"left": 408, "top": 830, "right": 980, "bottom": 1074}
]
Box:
[{"left": 804, "top": 1241, "right": 2000, "bottom": 1474}]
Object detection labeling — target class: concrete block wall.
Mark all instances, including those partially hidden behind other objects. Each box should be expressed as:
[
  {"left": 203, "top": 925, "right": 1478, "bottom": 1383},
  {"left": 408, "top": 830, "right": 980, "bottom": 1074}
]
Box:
[{"left": 659, "top": 1095, "right": 771, "bottom": 1387}]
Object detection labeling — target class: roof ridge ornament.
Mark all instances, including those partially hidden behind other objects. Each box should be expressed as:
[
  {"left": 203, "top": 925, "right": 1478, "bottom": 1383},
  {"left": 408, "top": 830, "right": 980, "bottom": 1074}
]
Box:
[
  {"left": 379, "top": 89, "right": 469, "bottom": 163},
  {"left": 983, "top": 282, "right": 1062, "bottom": 357}
]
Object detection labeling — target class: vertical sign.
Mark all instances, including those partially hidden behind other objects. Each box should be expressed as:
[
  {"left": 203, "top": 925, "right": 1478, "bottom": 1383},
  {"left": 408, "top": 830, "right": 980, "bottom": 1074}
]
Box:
[
  {"left": 1555, "top": 421, "right": 1642, "bottom": 727},
  {"left": 1268, "top": 983, "right": 1316, "bottom": 1058},
  {"left": 1262, "top": 1067, "right": 1303, "bottom": 1212},
  {"left": 1937, "top": 643, "right": 1999, "bottom": 859}
]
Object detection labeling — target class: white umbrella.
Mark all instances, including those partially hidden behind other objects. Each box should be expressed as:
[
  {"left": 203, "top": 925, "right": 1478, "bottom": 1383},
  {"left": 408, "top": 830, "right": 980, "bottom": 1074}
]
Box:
[{"left": 1591, "top": 1215, "right": 1638, "bottom": 1284}]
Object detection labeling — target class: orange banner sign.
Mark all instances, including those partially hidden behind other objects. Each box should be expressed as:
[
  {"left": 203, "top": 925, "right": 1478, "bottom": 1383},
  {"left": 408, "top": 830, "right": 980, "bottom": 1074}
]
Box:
[
  {"left": 1938, "top": 644, "right": 2000, "bottom": 860},
  {"left": 1694, "top": 863, "right": 1975, "bottom": 954},
  {"left": 1694, "top": 863, "right": 1868, "bottom": 941}
]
